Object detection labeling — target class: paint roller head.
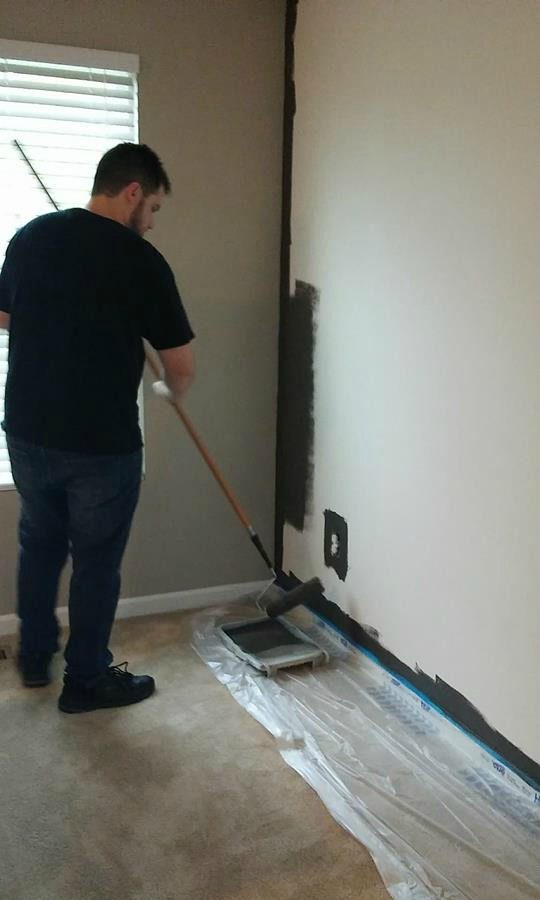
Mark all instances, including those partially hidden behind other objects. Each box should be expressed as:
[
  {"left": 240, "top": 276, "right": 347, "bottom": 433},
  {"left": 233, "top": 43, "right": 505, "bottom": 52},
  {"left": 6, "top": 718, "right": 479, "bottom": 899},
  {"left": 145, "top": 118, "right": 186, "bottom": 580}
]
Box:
[{"left": 265, "top": 577, "right": 324, "bottom": 619}]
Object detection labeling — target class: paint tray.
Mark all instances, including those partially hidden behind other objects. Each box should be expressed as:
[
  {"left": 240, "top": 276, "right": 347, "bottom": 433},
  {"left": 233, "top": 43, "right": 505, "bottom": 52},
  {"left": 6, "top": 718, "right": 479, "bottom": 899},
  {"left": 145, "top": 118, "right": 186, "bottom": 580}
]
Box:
[{"left": 218, "top": 615, "right": 329, "bottom": 676}]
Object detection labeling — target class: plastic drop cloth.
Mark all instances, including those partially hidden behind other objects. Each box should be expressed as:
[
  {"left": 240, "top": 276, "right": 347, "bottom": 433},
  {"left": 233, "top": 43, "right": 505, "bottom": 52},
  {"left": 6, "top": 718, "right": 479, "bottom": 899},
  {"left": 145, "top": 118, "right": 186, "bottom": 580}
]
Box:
[{"left": 191, "top": 598, "right": 540, "bottom": 900}]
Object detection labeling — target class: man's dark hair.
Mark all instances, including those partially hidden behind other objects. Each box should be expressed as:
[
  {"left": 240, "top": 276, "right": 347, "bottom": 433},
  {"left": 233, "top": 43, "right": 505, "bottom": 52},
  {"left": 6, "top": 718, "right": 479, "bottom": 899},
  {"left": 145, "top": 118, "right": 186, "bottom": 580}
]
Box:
[{"left": 91, "top": 143, "right": 171, "bottom": 197}]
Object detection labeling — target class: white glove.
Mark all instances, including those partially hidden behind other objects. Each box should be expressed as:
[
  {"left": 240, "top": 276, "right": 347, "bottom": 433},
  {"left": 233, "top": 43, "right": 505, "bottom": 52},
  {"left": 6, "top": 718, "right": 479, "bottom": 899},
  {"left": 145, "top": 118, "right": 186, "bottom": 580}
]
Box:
[{"left": 152, "top": 380, "right": 174, "bottom": 402}]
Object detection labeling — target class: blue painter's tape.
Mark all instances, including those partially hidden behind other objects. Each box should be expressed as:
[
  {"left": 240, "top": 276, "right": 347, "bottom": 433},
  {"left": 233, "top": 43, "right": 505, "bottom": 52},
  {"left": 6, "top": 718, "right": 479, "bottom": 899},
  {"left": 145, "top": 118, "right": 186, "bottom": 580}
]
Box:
[{"left": 308, "top": 607, "right": 540, "bottom": 795}]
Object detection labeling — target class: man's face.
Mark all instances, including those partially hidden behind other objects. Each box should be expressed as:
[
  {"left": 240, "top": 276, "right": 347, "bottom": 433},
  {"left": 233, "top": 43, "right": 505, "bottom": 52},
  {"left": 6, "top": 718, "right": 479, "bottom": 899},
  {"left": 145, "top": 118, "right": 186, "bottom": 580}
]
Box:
[{"left": 128, "top": 187, "right": 165, "bottom": 236}]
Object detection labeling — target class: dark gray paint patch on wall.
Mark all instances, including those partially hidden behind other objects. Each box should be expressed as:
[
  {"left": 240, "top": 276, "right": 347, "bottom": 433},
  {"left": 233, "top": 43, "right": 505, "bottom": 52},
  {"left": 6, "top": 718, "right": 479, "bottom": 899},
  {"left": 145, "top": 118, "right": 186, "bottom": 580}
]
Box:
[
  {"left": 278, "top": 280, "right": 319, "bottom": 531},
  {"left": 324, "top": 510, "right": 348, "bottom": 581},
  {"left": 275, "top": 0, "right": 299, "bottom": 566}
]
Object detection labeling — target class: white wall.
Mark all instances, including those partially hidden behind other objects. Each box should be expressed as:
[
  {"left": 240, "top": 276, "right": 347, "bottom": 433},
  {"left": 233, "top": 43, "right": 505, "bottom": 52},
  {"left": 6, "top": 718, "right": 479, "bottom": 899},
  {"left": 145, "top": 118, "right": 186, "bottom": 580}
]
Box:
[{"left": 285, "top": 0, "right": 540, "bottom": 762}]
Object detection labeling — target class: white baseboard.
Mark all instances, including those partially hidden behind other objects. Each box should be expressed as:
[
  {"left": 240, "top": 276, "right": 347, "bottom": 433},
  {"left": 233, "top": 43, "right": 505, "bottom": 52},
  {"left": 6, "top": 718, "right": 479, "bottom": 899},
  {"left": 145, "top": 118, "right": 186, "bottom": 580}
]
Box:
[{"left": 0, "top": 579, "right": 269, "bottom": 638}]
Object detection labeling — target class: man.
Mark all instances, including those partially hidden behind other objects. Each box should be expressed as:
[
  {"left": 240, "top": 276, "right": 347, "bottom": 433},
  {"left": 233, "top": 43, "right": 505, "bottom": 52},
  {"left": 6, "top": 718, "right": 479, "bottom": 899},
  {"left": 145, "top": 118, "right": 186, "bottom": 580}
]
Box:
[{"left": 0, "top": 143, "right": 194, "bottom": 713}]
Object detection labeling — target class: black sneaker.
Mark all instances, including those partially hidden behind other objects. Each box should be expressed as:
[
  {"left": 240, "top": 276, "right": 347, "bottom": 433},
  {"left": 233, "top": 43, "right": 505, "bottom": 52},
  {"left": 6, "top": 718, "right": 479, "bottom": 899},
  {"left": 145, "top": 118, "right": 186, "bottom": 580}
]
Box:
[
  {"left": 17, "top": 652, "right": 53, "bottom": 688},
  {"left": 58, "top": 662, "right": 155, "bottom": 714}
]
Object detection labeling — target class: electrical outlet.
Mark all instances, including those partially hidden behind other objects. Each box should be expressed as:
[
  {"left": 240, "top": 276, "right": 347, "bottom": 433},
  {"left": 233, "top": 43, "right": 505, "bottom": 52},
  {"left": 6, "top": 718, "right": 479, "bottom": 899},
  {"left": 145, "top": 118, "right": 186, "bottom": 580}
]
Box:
[{"left": 324, "top": 510, "right": 348, "bottom": 581}]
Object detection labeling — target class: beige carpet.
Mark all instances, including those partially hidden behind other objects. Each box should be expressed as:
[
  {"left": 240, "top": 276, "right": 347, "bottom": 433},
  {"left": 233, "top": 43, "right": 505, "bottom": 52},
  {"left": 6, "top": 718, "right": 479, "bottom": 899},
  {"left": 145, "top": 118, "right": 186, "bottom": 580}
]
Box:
[{"left": 0, "top": 611, "right": 389, "bottom": 900}]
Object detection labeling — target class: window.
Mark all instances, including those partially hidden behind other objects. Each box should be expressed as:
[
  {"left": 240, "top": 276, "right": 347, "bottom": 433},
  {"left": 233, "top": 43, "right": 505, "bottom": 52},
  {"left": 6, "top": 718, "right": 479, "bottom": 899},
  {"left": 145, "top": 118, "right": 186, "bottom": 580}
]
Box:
[{"left": 0, "top": 39, "right": 139, "bottom": 487}]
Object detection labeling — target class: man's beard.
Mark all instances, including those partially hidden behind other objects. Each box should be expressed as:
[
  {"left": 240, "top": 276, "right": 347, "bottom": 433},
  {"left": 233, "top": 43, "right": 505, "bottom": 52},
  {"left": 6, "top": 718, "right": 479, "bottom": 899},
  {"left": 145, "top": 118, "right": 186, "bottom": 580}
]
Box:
[{"left": 128, "top": 198, "right": 145, "bottom": 236}]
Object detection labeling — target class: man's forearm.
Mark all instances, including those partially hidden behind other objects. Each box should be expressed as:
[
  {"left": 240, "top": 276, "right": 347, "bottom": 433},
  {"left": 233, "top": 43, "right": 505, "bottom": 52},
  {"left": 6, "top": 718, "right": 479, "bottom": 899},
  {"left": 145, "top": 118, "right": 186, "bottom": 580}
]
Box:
[
  {"left": 156, "top": 344, "right": 195, "bottom": 403},
  {"left": 0, "top": 311, "right": 10, "bottom": 331},
  {"left": 165, "top": 372, "right": 194, "bottom": 401},
  {"left": 153, "top": 372, "right": 195, "bottom": 406}
]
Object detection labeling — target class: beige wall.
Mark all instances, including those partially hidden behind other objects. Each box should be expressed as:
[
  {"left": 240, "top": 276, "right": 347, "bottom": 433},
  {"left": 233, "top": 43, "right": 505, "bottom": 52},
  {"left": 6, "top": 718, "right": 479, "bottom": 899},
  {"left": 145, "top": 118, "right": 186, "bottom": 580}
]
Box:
[
  {"left": 0, "top": 0, "right": 284, "bottom": 613},
  {"left": 285, "top": 0, "right": 540, "bottom": 762}
]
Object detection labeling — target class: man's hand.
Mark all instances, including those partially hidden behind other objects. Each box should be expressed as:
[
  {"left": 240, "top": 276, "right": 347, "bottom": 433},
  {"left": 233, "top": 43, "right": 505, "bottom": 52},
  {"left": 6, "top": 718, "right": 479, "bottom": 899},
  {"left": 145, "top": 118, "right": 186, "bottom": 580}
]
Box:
[
  {"left": 0, "top": 311, "right": 10, "bottom": 332},
  {"left": 152, "top": 380, "right": 174, "bottom": 402}
]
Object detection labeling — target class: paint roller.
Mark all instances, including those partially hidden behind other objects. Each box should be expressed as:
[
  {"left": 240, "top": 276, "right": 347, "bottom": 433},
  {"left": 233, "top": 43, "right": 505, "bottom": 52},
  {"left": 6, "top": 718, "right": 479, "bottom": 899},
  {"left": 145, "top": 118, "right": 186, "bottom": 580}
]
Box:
[{"left": 145, "top": 344, "right": 324, "bottom": 617}]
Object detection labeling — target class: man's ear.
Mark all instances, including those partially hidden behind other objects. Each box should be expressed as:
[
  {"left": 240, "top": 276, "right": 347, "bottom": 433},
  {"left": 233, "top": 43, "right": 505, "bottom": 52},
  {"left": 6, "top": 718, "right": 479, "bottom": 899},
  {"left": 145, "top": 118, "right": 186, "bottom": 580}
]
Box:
[{"left": 124, "top": 181, "right": 142, "bottom": 205}]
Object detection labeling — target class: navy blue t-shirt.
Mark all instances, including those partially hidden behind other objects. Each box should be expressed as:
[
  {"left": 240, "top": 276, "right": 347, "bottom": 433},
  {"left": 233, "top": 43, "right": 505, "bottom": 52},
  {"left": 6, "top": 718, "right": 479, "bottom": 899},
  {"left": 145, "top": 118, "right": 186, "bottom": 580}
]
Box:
[{"left": 0, "top": 209, "right": 194, "bottom": 453}]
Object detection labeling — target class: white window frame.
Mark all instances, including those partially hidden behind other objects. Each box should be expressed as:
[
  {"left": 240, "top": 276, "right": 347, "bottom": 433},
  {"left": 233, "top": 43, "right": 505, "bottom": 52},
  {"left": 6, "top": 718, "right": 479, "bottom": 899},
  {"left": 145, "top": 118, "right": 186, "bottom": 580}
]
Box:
[
  {"left": 0, "top": 39, "right": 141, "bottom": 490},
  {"left": 0, "top": 39, "right": 139, "bottom": 74}
]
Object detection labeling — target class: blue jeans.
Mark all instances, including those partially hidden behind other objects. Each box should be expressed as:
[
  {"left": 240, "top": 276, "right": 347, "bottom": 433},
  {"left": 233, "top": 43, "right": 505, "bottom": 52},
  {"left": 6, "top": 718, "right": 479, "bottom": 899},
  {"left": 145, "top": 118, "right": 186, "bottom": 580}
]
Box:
[{"left": 7, "top": 435, "right": 142, "bottom": 683}]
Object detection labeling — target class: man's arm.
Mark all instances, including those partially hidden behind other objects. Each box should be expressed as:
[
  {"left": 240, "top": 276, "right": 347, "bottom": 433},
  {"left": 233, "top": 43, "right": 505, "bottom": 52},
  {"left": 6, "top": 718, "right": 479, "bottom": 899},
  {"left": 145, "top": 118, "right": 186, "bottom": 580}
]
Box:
[
  {"left": 140, "top": 247, "right": 195, "bottom": 402},
  {"left": 157, "top": 344, "right": 195, "bottom": 402},
  {"left": 0, "top": 311, "right": 10, "bottom": 331}
]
